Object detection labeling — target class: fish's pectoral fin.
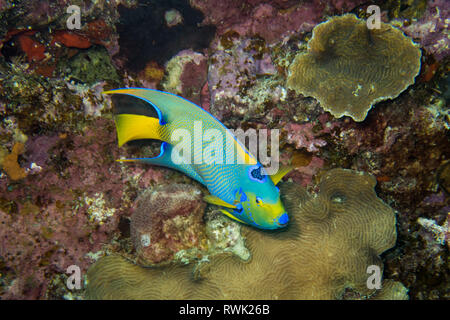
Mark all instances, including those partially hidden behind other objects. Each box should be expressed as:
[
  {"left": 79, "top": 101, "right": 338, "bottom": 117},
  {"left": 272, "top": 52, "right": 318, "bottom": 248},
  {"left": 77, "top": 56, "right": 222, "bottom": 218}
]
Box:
[
  {"left": 219, "top": 209, "right": 247, "bottom": 224},
  {"left": 203, "top": 195, "right": 236, "bottom": 209},
  {"left": 270, "top": 165, "right": 294, "bottom": 185}
]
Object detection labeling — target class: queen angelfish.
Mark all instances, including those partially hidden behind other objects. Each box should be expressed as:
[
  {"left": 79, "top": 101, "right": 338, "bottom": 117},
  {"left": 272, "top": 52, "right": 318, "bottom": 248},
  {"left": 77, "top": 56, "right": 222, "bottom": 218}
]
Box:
[{"left": 104, "top": 88, "right": 291, "bottom": 230}]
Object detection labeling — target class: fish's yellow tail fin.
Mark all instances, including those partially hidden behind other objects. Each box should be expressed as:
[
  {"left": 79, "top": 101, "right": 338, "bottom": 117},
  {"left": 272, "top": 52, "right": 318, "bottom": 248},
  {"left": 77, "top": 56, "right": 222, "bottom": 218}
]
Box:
[{"left": 114, "top": 114, "right": 164, "bottom": 147}]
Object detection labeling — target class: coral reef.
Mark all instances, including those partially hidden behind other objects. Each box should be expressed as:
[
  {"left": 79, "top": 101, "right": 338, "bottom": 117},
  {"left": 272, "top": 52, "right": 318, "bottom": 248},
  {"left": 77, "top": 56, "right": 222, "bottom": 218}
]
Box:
[
  {"left": 115, "top": 0, "right": 215, "bottom": 72},
  {"left": 322, "top": 90, "right": 450, "bottom": 299},
  {"left": 417, "top": 216, "right": 448, "bottom": 247},
  {"left": 116, "top": 183, "right": 251, "bottom": 268},
  {"left": 0, "top": 119, "right": 129, "bottom": 299},
  {"left": 287, "top": 14, "right": 422, "bottom": 121},
  {"left": 85, "top": 169, "right": 406, "bottom": 300},
  {"left": 437, "top": 161, "right": 450, "bottom": 194},
  {"left": 131, "top": 184, "right": 207, "bottom": 265},
  {"left": 0, "top": 142, "right": 27, "bottom": 180},
  {"left": 399, "top": 0, "right": 449, "bottom": 61},
  {"left": 0, "top": 0, "right": 448, "bottom": 300},
  {"left": 60, "top": 46, "right": 119, "bottom": 85},
  {"left": 0, "top": 1, "right": 119, "bottom": 78},
  {"left": 208, "top": 37, "right": 284, "bottom": 121},
  {"left": 161, "top": 49, "right": 208, "bottom": 105},
  {"left": 191, "top": 0, "right": 368, "bottom": 44},
  {"left": 137, "top": 61, "right": 165, "bottom": 89},
  {"left": 165, "top": 9, "right": 184, "bottom": 28}
]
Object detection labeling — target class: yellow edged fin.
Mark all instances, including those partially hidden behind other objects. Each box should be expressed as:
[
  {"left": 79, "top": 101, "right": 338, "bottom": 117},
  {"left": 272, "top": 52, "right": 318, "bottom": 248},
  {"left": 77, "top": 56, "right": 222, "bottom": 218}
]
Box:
[
  {"left": 270, "top": 165, "right": 294, "bottom": 185},
  {"left": 219, "top": 209, "right": 247, "bottom": 224},
  {"left": 102, "top": 89, "right": 139, "bottom": 95},
  {"left": 203, "top": 195, "right": 236, "bottom": 209},
  {"left": 114, "top": 114, "right": 162, "bottom": 147}
]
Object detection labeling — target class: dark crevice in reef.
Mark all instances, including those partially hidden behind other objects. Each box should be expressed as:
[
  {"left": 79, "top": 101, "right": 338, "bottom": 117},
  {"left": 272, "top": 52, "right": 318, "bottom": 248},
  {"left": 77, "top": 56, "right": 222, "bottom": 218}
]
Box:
[{"left": 115, "top": 0, "right": 216, "bottom": 73}]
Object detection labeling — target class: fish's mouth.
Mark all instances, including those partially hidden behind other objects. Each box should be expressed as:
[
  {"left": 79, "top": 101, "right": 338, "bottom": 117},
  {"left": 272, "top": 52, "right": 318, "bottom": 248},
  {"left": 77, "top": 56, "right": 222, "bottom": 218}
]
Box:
[{"left": 275, "top": 212, "right": 289, "bottom": 227}]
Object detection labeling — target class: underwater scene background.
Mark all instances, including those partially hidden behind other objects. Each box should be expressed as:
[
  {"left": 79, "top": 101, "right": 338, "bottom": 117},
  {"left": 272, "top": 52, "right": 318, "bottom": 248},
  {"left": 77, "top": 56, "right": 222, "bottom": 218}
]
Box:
[{"left": 0, "top": 0, "right": 448, "bottom": 300}]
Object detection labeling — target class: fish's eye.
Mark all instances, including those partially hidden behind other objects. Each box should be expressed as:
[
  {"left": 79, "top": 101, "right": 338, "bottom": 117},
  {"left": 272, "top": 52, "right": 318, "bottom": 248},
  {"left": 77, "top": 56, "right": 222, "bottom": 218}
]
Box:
[{"left": 255, "top": 196, "right": 262, "bottom": 205}]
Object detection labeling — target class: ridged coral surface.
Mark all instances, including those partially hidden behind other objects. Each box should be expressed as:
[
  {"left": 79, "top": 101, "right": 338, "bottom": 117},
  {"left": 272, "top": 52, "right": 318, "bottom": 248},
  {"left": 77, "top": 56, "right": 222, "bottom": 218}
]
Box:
[
  {"left": 85, "top": 169, "right": 406, "bottom": 300},
  {"left": 287, "top": 14, "right": 422, "bottom": 121}
]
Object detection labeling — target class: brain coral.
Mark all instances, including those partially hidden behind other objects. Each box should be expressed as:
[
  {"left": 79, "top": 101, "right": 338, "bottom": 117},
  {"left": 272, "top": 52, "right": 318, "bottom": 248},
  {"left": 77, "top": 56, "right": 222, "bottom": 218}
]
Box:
[
  {"left": 85, "top": 169, "right": 407, "bottom": 300},
  {"left": 287, "top": 14, "right": 421, "bottom": 121}
]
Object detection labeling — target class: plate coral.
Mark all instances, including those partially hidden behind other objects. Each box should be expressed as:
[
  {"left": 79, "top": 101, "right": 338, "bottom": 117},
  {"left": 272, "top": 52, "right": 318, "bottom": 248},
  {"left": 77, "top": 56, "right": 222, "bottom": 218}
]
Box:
[{"left": 287, "top": 14, "right": 422, "bottom": 121}]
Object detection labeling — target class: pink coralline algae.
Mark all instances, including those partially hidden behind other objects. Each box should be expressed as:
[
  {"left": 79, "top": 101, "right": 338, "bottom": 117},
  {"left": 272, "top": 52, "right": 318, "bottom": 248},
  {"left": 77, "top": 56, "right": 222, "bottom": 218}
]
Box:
[
  {"left": 400, "top": 0, "right": 450, "bottom": 61},
  {"left": 65, "top": 81, "right": 112, "bottom": 118},
  {"left": 191, "top": 0, "right": 367, "bottom": 43},
  {"left": 0, "top": 119, "right": 133, "bottom": 299},
  {"left": 284, "top": 122, "right": 327, "bottom": 153},
  {"left": 200, "top": 82, "right": 211, "bottom": 112},
  {"left": 281, "top": 121, "right": 333, "bottom": 186},
  {"left": 130, "top": 184, "right": 207, "bottom": 265},
  {"left": 163, "top": 49, "right": 208, "bottom": 105},
  {"left": 288, "top": 156, "right": 325, "bottom": 187},
  {"left": 126, "top": 166, "right": 166, "bottom": 190},
  {"left": 178, "top": 51, "right": 208, "bottom": 105},
  {"left": 208, "top": 38, "right": 279, "bottom": 120},
  {"left": 24, "top": 135, "right": 60, "bottom": 170}
]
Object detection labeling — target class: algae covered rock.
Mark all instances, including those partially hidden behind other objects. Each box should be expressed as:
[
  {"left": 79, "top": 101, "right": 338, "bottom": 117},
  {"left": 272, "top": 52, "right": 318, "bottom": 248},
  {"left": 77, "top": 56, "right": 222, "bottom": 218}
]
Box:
[
  {"left": 131, "top": 184, "right": 207, "bottom": 265},
  {"left": 287, "top": 14, "right": 421, "bottom": 121},
  {"left": 61, "top": 46, "right": 119, "bottom": 85},
  {"left": 85, "top": 169, "right": 407, "bottom": 300}
]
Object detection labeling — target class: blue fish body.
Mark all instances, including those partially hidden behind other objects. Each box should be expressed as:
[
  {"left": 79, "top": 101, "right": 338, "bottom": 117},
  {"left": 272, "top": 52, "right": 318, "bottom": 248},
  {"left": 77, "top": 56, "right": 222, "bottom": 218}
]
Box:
[{"left": 104, "top": 88, "right": 289, "bottom": 230}]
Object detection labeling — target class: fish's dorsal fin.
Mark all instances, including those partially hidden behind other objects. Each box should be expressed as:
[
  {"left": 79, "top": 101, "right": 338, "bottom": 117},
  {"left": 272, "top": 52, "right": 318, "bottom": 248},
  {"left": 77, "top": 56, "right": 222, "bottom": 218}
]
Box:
[
  {"left": 270, "top": 165, "right": 294, "bottom": 185},
  {"left": 219, "top": 209, "right": 247, "bottom": 224},
  {"left": 114, "top": 114, "right": 163, "bottom": 147},
  {"left": 103, "top": 89, "right": 165, "bottom": 124},
  {"left": 104, "top": 88, "right": 258, "bottom": 165},
  {"left": 203, "top": 195, "right": 237, "bottom": 209}
]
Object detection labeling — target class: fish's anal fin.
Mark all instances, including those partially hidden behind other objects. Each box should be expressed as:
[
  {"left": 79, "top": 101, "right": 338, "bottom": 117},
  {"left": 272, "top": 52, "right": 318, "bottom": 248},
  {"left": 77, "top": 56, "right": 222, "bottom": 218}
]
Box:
[
  {"left": 219, "top": 209, "right": 247, "bottom": 224},
  {"left": 270, "top": 165, "right": 294, "bottom": 185},
  {"left": 114, "top": 114, "right": 163, "bottom": 147},
  {"left": 203, "top": 195, "right": 237, "bottom": 209}
]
